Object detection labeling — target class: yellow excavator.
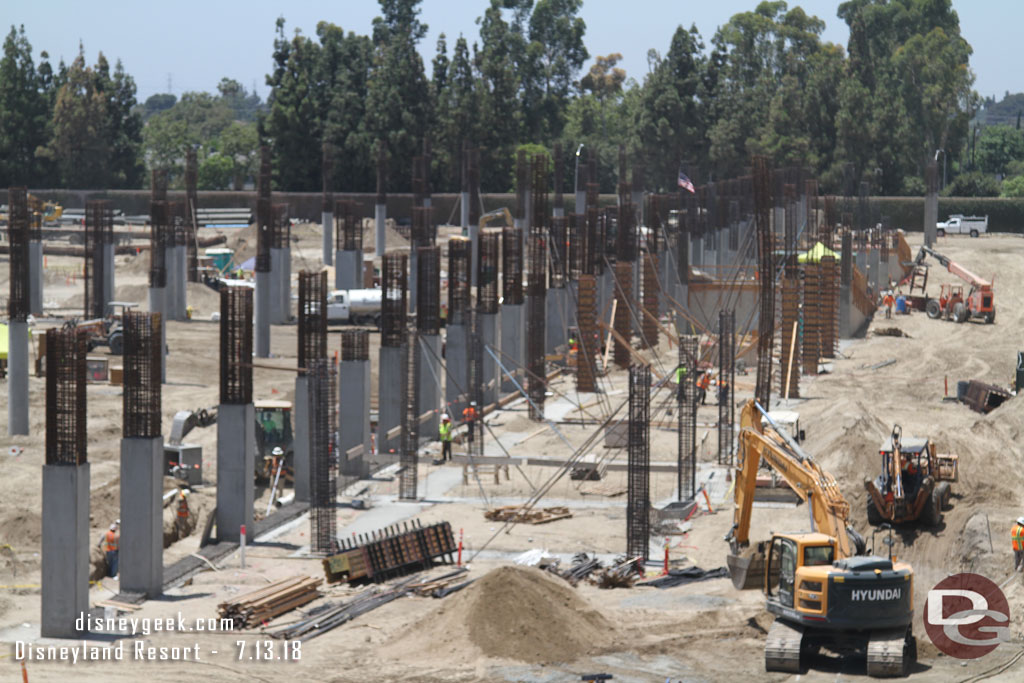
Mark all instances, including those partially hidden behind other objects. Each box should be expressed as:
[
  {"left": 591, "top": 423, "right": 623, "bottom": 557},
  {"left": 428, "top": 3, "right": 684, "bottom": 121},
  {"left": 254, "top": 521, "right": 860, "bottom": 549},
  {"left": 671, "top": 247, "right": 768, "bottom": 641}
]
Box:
[{"left": 725, "top": 400, "right": 916, "bottom": 677}]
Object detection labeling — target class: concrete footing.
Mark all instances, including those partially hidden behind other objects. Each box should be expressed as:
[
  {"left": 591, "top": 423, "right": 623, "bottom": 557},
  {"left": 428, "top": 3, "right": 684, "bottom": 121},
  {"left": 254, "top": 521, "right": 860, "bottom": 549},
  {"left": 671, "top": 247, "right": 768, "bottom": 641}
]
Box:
[
  {"left": 176, "top": 245, "right": 187, "bottom": 319},
  {"left": 216, "top": 403, "right": 255, "bottom": 542},
  {"left": 378, "top": 346, "right": 403, "bottom": 455},
  {"left": 322, "top": 212, "right": 333, "bottom": 266},
  {"left": 29, "top": 240, "right": 43, "bottom": 315},
  {"left": 293, "top": 375, "right": 310, "bottom": 503},
  {"left": 7, "top": 321, "right": 28, "bottom": 435},
  {"left": 339, "top": 357, "right": 371, "bottom": 478},
  {"left": 499, "top": 305, "right": 523, "bottom": 393},
  {"left": 335, "top": 250, "right": 361, "bottom": 291},
  {"left": 418, "top": 334, "right": 442, "bottom": 442},
  {"left": 445, "top": 324, "right": 468, "bottom": 418},
  {"left": 119, "top": 437, "right": 163, "bottom": 596},
  {"left": 255, "top": 272, "right": 271, "bottom": 358},
  {"left": 41, "top": 463, "right": 89, "bottom": 638},
  {"left": 148, "top": 286, "right": 167, "bottom": 382}
]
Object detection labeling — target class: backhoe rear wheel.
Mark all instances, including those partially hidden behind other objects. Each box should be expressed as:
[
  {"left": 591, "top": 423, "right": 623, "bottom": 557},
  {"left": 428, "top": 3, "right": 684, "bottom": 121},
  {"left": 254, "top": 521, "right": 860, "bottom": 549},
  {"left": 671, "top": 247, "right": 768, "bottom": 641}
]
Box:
[
  {"left": 922, "top": 486, "right": 942, "bottom": 526},
  {"left": 951, "top": 302, "right": 968, "bottom": 323},
  {"left": 925, "top": 299, "right": 941, "bottom": 319}
]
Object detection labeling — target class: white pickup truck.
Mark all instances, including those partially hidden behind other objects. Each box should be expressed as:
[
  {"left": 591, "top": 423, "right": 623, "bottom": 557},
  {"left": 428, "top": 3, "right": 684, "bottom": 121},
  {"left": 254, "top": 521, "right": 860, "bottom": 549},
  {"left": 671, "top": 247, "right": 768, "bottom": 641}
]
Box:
[
  {"left": 326, "top": 288, "right": 382, "bottom": 325},
  {"left": 936, "top": 214, "right": 987, "bottom": 237}
]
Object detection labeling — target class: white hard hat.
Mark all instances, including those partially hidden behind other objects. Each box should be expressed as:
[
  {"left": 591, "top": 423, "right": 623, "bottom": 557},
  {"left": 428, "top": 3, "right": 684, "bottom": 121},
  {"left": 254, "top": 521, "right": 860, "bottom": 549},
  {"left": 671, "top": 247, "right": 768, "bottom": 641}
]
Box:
[
  {"left": 441, "top": 413, "right": 450, "bottom": 420},
  {"left": 1017, "top": 517, "right": 1024, "bottom": 526},
  {"left": 109, "top": 523, "right": 117, "bottom": 531}
]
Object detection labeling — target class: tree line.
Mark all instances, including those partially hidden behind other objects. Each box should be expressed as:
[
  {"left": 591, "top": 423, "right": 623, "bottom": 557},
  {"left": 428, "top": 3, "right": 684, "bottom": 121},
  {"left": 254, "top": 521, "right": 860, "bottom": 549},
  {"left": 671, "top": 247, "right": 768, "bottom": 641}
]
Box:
[{"left": 0, "top": 0, "right": 989, "bottom": 197}]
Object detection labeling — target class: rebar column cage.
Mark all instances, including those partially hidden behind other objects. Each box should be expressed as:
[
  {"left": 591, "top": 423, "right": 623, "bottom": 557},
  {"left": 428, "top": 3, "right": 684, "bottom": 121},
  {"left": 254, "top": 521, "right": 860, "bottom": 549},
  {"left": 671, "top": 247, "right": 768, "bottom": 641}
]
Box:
[
  {"left": 501, "top": 227, "right": 524, "bottom": 306},
  {"left": 417, "top": 246, "right": 441, "bottom": 334},
  {"left": 640, "top": 251, "right": 659, "bottom": 349},
  {"left": 586, "top": 206, "right": 600, "bottom": 275},
  {"left": 553, "top": 141, "right": 564, "bottom": 211},
  {"left": 340, "top": 329, "right": 369, "bottom": 361},
  {"left": 220, "top": 286, "right": 253, "bottom": 405},
  {"left": 308, "top": 357, "right": 338, "bottom": 554},
  {"left": 678, "top": 335, "right": 698, "bottom": 499},
  {"left": 123, "top": 311, "right": 162, "bottom": 438},
  {"left": 549, "top": 215, "right": 567, "bottom": 288},
  {"left": 801, "top": 263, "right": 820, "bottom": 376},
  {"left": 616, "top": 196, "right": 636, "bottom": 262},
  {"left": 45, "top": 328, "right": 88, "bottom": 466},
  {"left": 468, "top": 308, "right": 485, "bottom": 448},
  {"left": 626, "top": 363, "right": 651, "bottom": 562},
  {"left": 84, "top": 199, "right": 112, "bottom": 319},
  {"left": 753, "top": 156, "right": 775, "bottom": 411},
  {"left": 526, "top": 188, "right": 548, "bottom": 420},
  {"left": 298, "top": 270, "right": 328, "bottom": 370},
  {"left": 185, "top": 147, "right": 199, "bottom": 281},
  {"left": 529, "top": 154, "right": 549, "bottom": 284},
  {"left": 567, "top": 213, "right": 584, "bottom": 280},
  {"left": 381, "top": 252, "right": 408, "bottom": 348},
  {"left": 149, "top": 200, "right": 169, "bottom": 289},
  {"left": 411, "top": 206, "right": 435, "bottom": 247},
  {"left": 335, "top": 199, "right": 362, "bottom": 252},
  {"left": 26, "top": 191, "right": 42, "bottom": 240},
  {"left": 820, "top": 255, "right": 839, "bottom": 359},
  {"left": 717, "top": 313, "right": 735, "bottom": 466},
  {"left": 448, "top": 238, "right": 471, "bottom": 326},
  {"left": 576, "top": 274, "right": 598, "bottom": 393},
  {"left": 7, "top": 186, "right": 30, "bottom": 321},
  {"left": 399, "top": 329, "right": 419, "bottom": 500},
  {"left": 612, "top": 261, "right": 633, "bottom": 368},
  {"left": 478, "top": 231, "right": 499, "bottom": 314},
  {"left": 272, "top": 204, "right": 291, "bottom": 249}
]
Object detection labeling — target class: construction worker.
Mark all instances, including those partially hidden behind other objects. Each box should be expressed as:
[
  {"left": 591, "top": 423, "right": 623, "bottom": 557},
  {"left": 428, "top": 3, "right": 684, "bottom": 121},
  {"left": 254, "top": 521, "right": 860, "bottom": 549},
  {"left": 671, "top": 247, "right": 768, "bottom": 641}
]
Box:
[
  {"left": 696, "top": 371, "right": 711, "bottom": 406},
  {"left": 99, "top": 521, "right": 119, "bottom": 578},
  {"left": 185, "top": 304, "right": 194, "bottom": 320},
  {"left": 883, "top": 291, "right": 895, "bottom": 319},
  {"left": 1013, "top": 517, "right": 1024, "bottom": 572},
  {"left": 176, "top": 489, "right": 191, "bottom": 539},
  {"left": 676, "top": 363, "right": 688, "bottom": 402},
  {"left": 463, "top": 402, "right": 478, "bottom": 444},
  {"left": 436, "top": 414, "right": 453, "bottom": 465}
]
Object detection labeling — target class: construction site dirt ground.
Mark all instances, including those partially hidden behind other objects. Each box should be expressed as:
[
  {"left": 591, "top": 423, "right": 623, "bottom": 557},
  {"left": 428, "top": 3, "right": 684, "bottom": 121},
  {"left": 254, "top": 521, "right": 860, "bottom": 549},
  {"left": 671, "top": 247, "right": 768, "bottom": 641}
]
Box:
[{"left": 2, "top": 227, "right": 1024, "bottom": 681}]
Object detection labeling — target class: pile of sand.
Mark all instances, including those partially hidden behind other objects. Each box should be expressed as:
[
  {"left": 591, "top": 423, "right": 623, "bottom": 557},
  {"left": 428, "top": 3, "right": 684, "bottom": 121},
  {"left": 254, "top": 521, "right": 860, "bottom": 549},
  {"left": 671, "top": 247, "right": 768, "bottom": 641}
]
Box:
[{"left": 393, "top": 566, "right": 613, "bottom": 664}]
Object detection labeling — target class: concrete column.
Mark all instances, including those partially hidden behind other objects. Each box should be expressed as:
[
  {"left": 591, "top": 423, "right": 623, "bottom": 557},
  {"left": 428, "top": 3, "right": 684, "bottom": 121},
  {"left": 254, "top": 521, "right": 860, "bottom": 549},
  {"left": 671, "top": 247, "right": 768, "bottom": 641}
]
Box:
[
  {"left": 445, "top": 324, "right": 468, "bottom": 419},
  {"left": 166, "top": 247, "right": 180, "bottom": 321},
  {"left": 856, "top": 251, "right": 867, "bottom": 276},
  {"left": 839, "top": 287, "right": 853, "bottom": 338},
  {"left": 469, "top": 224, "right": 479, "bottom": 289},
  {"left": 322, "top": 212, "right": 333, "bottom": 266},
  {"left": 575, "top": 190, "right": 585, "bottom": 214},
  {"left": 661, "top": 248, "right": 676, "bottom": 315},
  {"left": 553, "top": 207, "right": 565, "bottom": 218},
  {"left": 41, "top": 463, "right": 89, "bottom": 638},
  {"left": 480, "top": 313, "right": 498, "bottom": 406},
  {"left": 499, "top": 305, "right": 523, "bottom": 393},
  {"left": 598, "top": 269, "right": 614, "bottom": 328},
  {"left": 269, "top": 248, "right": 283, "bottom": 324},
  {"left": 417, "top": 334, "right": 441, "bottom": 442},
  {"left": 378, "top": 346, "right": 403, "bottom": 456},
  {"left": 7, "top": 321, "right": 28, "bottom": 435},
  {"left": 103, "top": 243, "right": 115, "bottom": 316},
  {"left": 255, "top": 272, "right": 271, "bottom": 358},
  {"left": 339, "top": 357, "right": 370, "bottom": 478},
  {"left": 293, "top": 375, "right": 310, "bottom": 503},
  {"left": 375, "top": 204, "right": 386, "bottom": 258},
  {"left": 673, "top": 282, "right": 689, "bottom": 334},
  {"left": 336, "top": 250, "right": 361, "bottom": 291},
  {"left": 280, "top": 247, "right": 291, "bottom": 322},
  {"left": 868, "top": 249, "right": 881, "bottom": 294},
  {"left": 177, "top": 245, "right": 188, "bottom": 319},
  {"left": 691, "top": 233, "right": 703, "bottom": 269},
  {"left": 148, "top": 286, "right": 167, "bottom": 382},
  {"left": 119, "top": 437, "right": 162, "bottom": 596},
  {"left": 29, "top": 240, "right": 43, "bottom": 315},
  {"left": 925, "top": 162, "right": 938, "bottom": 247},
  {"left": 545, "top": 287, "right": 568, "bottom": 354},
  {"left": 216, "top": 403, "right": 255, "bottom": 543},
  {"left": 460, "top": 192, "right": 470, "bottom": 231}
]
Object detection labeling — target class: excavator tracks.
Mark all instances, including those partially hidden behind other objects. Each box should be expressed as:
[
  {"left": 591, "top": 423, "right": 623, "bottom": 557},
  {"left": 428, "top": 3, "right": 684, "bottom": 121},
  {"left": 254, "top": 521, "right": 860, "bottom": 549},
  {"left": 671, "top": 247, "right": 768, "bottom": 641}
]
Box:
[
  {"left": 866, "top": 627, "right": 914, "bottom": 677},
  {"left": 764, "top": 619, "right": 804, "bottom": 673}
]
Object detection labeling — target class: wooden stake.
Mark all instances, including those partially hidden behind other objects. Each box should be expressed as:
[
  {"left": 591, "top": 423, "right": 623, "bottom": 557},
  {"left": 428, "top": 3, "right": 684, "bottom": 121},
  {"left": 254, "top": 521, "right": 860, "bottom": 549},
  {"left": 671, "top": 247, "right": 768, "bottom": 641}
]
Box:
[
  {"left": 784, "top": 320, "right": 798, "bottom": 402},
  {"left": 602, "top": 299, "right": 617, "bottom": 371}
]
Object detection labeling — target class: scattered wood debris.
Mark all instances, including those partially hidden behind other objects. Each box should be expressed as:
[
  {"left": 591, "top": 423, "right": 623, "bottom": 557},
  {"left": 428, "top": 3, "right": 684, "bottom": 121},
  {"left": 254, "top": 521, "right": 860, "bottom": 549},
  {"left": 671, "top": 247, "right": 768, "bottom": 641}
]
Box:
[
  {"left": 217, "top": 575, "right": 322, "bottom": 629},
  {"left": 484, "top": 505, "right": 572, "bottom": 524},
  {"left": 407, "top": 568, "right": 471, "bottom": 598},
  {"left": 595, "top": 557, "right": 642, "bottom": 589},
  {"left": 874, "top": 327, "right": 910, "bottom": 338}
]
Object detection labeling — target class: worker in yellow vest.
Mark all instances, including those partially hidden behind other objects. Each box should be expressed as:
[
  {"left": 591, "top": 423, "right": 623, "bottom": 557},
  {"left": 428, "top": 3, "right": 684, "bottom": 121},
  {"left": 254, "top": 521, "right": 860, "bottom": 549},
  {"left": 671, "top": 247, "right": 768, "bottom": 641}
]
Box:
[
  {"left": 675, "top": 364, "right": 688, "bottom": 401},
  {"left": 1013, "top": 517, "right": 1024, "bottom": 572},
  {"left": 436, "top": 413, "right": 453, "bottom": 465}
]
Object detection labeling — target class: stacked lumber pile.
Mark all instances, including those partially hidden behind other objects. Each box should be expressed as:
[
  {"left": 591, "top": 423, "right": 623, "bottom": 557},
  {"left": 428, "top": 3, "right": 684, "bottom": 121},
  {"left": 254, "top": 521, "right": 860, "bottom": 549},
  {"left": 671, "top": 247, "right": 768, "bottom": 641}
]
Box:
[
  {"left": 484, "top": 505, "right": 572, "bottom": 524},
  {"left": 218, "top": 575, "right": 323, "bottom": 629}
]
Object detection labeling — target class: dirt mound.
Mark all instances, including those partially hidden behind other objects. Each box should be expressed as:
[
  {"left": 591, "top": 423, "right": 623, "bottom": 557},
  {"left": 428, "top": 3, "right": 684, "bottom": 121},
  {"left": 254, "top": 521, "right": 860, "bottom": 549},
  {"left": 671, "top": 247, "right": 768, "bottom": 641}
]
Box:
[{"left": 394, "top": 565, "right": 613, "bottom": 664}]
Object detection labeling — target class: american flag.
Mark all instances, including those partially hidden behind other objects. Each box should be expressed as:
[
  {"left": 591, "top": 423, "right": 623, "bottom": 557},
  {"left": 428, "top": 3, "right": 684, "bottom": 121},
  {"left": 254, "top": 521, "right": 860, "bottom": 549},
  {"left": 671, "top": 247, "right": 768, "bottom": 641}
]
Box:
[{"left": 677, "top": 169, "right": 695, "bottom": 194}]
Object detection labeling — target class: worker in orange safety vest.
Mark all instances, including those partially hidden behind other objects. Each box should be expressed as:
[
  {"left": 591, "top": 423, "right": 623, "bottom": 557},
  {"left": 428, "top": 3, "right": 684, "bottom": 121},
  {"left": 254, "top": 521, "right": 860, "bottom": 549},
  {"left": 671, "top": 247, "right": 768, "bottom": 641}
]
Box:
[
  {"left": 696, "top": 371, "right": 711, "bottom": 406},
  {"left": 176, "top": 489, "right": 191, "bottom": 538},
  {"left": 463, "top": 402, "right": 478, "bottom": 444},
  {"left": 98, "top": 521, "right": 119, "bottom": 577},
  {"left": 1013, "top": 517, "right": 1024, "bottom": 572}
]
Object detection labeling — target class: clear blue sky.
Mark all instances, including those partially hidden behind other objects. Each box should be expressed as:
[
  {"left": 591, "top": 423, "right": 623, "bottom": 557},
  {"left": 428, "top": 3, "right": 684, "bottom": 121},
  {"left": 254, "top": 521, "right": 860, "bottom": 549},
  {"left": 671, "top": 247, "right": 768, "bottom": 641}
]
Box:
[{"left": 5, "top": 1, "right": 1017, "bottom": 103}]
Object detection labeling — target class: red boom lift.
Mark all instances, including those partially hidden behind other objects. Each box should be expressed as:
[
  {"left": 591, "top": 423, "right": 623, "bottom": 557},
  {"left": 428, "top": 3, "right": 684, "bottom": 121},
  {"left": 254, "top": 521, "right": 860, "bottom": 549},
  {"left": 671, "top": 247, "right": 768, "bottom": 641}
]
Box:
[{"left": 912, "top": 246, "right": 995, "bottom": 324}]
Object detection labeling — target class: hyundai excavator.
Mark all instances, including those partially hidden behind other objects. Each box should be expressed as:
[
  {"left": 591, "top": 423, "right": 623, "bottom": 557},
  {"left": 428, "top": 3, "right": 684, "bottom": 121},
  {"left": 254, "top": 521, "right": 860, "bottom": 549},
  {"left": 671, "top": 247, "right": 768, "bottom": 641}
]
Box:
[
  {"left": 913, "top": 246, "right": 995, "bottom": 323},
  {"left": 726, "top": 400, "right": 916, "bottom": 677}
]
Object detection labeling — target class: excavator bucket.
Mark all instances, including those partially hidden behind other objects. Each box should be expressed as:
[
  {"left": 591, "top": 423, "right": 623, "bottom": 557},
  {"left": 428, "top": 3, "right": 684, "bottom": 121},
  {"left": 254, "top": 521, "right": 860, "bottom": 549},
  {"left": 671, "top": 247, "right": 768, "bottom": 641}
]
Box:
[{"left": 728, "top": 547, "right": 766, "bottom": 590}]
